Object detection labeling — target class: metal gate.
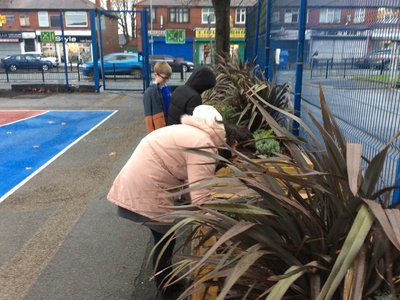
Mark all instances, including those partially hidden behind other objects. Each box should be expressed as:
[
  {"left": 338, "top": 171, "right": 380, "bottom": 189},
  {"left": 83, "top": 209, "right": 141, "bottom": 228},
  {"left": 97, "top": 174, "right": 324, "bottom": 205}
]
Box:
[{"left": 94, "top": 9, "right": 150, "bottom": 92}]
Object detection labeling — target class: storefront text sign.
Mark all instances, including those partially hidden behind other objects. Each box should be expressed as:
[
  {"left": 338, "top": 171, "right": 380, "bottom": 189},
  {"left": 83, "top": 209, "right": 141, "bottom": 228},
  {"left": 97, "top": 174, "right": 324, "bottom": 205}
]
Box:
[
  {"left": 38, "top": 34, "right": 92, "bottom": 43},
  {"left": 195, "top": 28, "right": 246, "bottom": 39},
  {"left": 0, "top": 31, "right": 22, "bottom": 42}
]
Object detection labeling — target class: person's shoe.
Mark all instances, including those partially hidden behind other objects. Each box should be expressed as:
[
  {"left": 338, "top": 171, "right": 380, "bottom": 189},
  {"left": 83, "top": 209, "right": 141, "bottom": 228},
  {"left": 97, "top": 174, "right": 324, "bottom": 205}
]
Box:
[{"left": 161, "top": 277, "right": 191, "bottom": 299}]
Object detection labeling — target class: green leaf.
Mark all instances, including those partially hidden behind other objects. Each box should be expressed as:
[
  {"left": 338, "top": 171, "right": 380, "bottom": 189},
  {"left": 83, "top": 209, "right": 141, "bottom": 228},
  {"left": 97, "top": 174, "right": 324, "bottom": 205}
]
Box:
[
  {"left": 266, "top": 264, "right": 313, "bottom": 300},
  {"left": 317, "top": 204, "right": 374, "bottom": 300},
  {"left": 202, "top": 202, "right": 275, "bottom": 216},
  {"left": 217, "top": 244, "right": 268, "bottom": 300}
]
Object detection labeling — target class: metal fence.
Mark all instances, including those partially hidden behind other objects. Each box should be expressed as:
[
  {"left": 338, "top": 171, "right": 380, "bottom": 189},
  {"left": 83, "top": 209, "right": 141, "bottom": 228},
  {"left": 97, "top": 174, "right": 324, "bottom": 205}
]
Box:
[{"left": 246, "top": 0, "right": 400, "bottom": 203}]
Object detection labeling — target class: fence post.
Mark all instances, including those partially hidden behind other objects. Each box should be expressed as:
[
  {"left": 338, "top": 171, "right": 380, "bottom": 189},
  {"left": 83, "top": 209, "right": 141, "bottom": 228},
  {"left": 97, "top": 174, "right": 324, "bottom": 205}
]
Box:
[
  {"left": 5, "top": 67, "right": 9, "bottom": 83},
  {"left": 77, "top": 61, "right": 81, "bottom": 82},
  {"left": 325, "top": 60, "right": 329, "bottom": 79},
  {"left": 113, "top": 63, "right": 116, "bottom": 81},
  {"left": 60, "top": 10, "right": 69, "bottom": 93},
  {"left": 41, "top": 69, "right": 45, "bottom": 82},
  {"left": 292, "top": 0, "right": 308, "bottom": 136},
  {"left": 180, "top": 65, "right": 184, "bottom": 81},
  {"left": 343, "top": 59, "right": 347, "bottom": 78},
  {"left": 394, "top": 158, "right": 400, "bottom": 204},
  {"left": 89, "top": 10, "right": 100, "bottom": 93}
]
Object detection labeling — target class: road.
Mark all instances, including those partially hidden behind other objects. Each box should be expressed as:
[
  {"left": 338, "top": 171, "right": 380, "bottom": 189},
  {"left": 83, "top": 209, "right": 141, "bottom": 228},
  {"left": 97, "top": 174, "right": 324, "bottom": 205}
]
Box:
[{"left": 0, "top": 91, "right": 159, "bottom": 300}]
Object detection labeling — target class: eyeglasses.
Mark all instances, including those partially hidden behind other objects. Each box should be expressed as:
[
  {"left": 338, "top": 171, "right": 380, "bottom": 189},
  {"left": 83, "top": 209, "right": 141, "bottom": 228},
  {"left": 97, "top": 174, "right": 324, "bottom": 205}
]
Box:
[{"left": 156, "top": 73, "right": 170, "bottom": 80}]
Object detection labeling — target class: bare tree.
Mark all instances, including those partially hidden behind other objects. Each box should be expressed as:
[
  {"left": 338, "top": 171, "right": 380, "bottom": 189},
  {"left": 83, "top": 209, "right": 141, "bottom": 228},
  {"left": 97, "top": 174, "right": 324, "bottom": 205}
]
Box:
[
  {"left": 212, "top": 0, "right": 231, "bottom": 61},
  {"left": 110, "top": 0, "right": 138, "bottom": 48}
]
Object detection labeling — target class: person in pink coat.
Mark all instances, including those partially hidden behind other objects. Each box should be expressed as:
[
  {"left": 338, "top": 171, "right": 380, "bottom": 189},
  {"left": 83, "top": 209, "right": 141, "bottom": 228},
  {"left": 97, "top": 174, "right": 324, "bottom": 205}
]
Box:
[{"left": 107, "top": 105, "right": 252, "bottom": 298}]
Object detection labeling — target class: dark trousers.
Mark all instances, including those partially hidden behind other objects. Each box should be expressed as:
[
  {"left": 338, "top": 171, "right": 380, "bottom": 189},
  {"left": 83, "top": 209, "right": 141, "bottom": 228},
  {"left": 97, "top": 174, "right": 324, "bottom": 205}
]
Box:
[
  {"left": 150, "top": 229, "right": 176, "bottom": 289},
  {"left": 117, "top": 206, "right": 176, "bottom": 289}
]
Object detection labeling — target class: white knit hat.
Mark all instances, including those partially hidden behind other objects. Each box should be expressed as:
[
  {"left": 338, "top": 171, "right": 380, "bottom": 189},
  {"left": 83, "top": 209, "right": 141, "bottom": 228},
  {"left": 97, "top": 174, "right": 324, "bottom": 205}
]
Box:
[{"left": 192, "top": 105, "right": 224, "bottom": 130}]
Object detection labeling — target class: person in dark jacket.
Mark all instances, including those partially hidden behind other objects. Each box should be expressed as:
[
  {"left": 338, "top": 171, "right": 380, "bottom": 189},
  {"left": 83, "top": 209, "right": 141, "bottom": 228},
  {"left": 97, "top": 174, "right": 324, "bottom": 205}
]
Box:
[{"left": 167, "top": 66, "right": 216, "bottom": 125}]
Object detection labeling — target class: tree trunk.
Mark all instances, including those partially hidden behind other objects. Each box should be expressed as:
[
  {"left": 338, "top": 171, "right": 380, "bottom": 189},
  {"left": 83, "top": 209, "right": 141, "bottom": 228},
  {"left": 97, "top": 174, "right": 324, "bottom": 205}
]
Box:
[{"left": 212, "top": 0, "right": 230, "bottom": 62}]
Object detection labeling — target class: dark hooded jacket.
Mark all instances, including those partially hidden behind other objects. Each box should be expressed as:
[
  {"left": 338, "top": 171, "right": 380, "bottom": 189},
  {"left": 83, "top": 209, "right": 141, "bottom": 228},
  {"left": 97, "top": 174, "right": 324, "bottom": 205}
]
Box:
[{"left": 167, "top": 66, "right": 216, "bottom": 125}]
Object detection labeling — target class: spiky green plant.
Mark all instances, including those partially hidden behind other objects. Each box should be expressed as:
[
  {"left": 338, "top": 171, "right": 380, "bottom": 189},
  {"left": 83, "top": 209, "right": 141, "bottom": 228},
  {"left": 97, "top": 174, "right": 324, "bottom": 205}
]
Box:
[
  {"left": 203, "top": 55, "right": 293, "bottom": 132},
  {"left": 253, "top": 129, "right": 280, "bottom": 156},
  {"left": 154, "top": 86, "right": 400, "bottom": 300}
]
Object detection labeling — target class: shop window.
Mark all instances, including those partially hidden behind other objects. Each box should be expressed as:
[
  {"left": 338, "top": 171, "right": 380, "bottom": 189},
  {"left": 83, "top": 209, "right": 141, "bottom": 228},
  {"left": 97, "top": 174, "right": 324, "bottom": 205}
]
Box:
[
  {"left": 38, "top": 11, "right": 49, "bottom": 27},
  {"left": 235, "top": 8, "right": 246, "bottom": 24},
  {"left": 65, "top": 11, "right": 88, "bottom": 27},
  {"left": 319, "top": 8, "right": 341, "bottom": 24},
  {"left": 50, "top": 15, "right": 61, "bottom": 27},
  {"left": 169, "top": 7, "right": 189, "bottom": 23},
  {"left": 202, "top": 8, "right": 215, "bottom": 24},
  {"left": 284, "top": 8, "right": 299, "bottom": 24},
  {"left": 20, "top": 13, "right": 30, "bottom": 26},
  {"left": 5, "top": 15, "right": 15, "bottom": 25},
  {"left": 146, "top": 7, "right": 156, "bottom": 23}
]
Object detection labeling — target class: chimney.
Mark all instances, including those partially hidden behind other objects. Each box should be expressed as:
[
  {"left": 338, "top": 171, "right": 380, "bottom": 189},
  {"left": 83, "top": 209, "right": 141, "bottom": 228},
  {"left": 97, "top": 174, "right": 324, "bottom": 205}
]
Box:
[
  {"left": 107, "top": 0, "right": 112, "bottom": 9},
  {"left": 95, "top": 0, "right": 101, "bottom": 8}
]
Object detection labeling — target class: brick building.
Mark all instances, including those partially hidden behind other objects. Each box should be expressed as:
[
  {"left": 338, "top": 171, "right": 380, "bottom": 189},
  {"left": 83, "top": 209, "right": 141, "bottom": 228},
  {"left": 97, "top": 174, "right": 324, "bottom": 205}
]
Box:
[
  {"left": 266, "top": 0, "right": 400, "bottom": 63},
  {"left": 134, "top": 0, "right": 256, "bottom": 64},
  {"left": 0, "top": 0, "right": 119, "bottom": 63}
]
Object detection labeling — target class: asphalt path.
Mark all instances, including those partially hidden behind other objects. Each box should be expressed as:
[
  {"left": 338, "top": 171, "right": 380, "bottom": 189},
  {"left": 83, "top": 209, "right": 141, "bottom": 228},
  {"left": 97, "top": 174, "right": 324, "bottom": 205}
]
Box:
[{"left": 0, "top": 91, "right": 158, "bottom": 300}]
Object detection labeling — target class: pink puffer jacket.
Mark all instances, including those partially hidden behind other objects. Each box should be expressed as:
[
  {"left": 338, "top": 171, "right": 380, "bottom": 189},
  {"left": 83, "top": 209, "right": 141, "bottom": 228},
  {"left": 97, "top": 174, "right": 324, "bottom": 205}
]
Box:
[{"left": 107, "top": 114, "right": 225, "bottom": 222}]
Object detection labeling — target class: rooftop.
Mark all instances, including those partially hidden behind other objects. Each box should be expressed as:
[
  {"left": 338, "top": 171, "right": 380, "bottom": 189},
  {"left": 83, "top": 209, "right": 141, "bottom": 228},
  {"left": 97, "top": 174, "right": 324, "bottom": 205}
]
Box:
[
  {"left": 0, "top": 0, "right": 97, "bottom": 10},
  {"left": 136, "top": 0, "right": 257, "bottom": 7}
]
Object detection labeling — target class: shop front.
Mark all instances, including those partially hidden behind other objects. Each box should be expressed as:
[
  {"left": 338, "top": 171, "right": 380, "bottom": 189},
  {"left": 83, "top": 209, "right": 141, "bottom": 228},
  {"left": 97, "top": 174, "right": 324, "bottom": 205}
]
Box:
[
  {"left": 194, "top": 28, "right": 246, "bottom": 65},
  {"left": 148, "top": 29, "right": 194, "bottom": 62},
  {"left": 37, "top": 30, "right": 92, "bottom": 64},
  {"left": 0, "top": 31, "right": 22, "bottom": 59}
]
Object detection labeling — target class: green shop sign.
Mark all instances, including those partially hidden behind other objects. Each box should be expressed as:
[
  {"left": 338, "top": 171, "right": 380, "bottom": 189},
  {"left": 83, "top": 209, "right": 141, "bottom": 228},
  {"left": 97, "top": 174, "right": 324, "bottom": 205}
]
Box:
[
  {"left": 40, "top": 31, "right": 56, "bottom": 43},
  {"left": 165, "top": 29, "right": 185, "bottom": 44}
]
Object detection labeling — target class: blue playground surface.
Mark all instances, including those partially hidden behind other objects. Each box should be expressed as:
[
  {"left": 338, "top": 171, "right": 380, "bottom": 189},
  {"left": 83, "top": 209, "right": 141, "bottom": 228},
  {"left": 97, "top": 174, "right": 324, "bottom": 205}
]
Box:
[{"left": 0, "top": 110, "right": 116, "bottom": 203}]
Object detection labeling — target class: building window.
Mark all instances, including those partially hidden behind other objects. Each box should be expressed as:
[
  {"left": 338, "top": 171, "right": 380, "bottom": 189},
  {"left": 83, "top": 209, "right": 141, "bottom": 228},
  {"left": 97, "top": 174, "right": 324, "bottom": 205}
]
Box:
[
  {"left": 284, "top": 8, "right": 299, "bottom": 23},
  {"left": 354, "top": 8, "right": 365, "bottom": 23},
  {"left": 378, "top": 8, "right": 399, "bottom": 23},
  {"left": 146, "top": 7, "right": 156, "bottom": 23},
  {"left": 100, "top": 15, "right": 106, "bottom": 30},
  {"left": 49, "top": 15, "right": 61, "bottom": 27},
  {"left": 272, "top": 11, "right": 280, "bottom": 24},
  {"left": 19, "top": 13, "right": 30, "bottom": 26},
  {"left": 235, "top": 8, "right": 246, "bottom": 24},
  {"left": 169, "top": 7, "right": 189, "bottom": 23},
  {"left": 5, "top": 15, "right": 16, "bottom": 25},
  {"left": 319, "top": 8, "right": 341, "bottom": 24},
  {"left": 38, "top": 11, "right": 49, "bottom": 27},
  {"left": 65, "top": 11, "right": 88, "bottom": 27},
  {"left": 202, "top": 8, "right": 215, "bottom": 24}
]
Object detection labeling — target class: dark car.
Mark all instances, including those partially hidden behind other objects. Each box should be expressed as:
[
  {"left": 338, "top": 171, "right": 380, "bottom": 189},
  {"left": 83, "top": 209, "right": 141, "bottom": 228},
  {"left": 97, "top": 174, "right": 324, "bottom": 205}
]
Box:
[
  {"left": 354, "top": 49, "right": 394, "bottom": 69},
  {"left": 149, "top": 55, "right": 194, "bottom": 72},
  {"left": 82, "top": 52, "right": 144, "bottom": 78},
  {"left": 2, "top": 54, "right": 53, "bottom": 72}
]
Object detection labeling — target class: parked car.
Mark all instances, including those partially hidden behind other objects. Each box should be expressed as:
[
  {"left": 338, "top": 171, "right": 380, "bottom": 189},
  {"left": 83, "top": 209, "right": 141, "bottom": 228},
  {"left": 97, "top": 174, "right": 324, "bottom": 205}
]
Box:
[
  {"left": 1, "top": 54, "right": 53, "bottom": 72},
  {"left": 25, "top": 51, "right": 59, "bottom": 67},
  {"left": 149, "top": 55, "right": 194, "bottom": 72},
  {"left": 354, "top": 49, "right": 395, "bottom": 69},
  {"left": 82, "top": 52, "right": 144, "bottom": 78}
]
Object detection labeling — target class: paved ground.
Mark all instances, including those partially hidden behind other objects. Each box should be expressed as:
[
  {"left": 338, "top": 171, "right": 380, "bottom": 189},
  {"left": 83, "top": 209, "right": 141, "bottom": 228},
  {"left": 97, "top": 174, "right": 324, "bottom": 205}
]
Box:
[{"left": 0, "top": 91, "right": 159, "bottom": 300}]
